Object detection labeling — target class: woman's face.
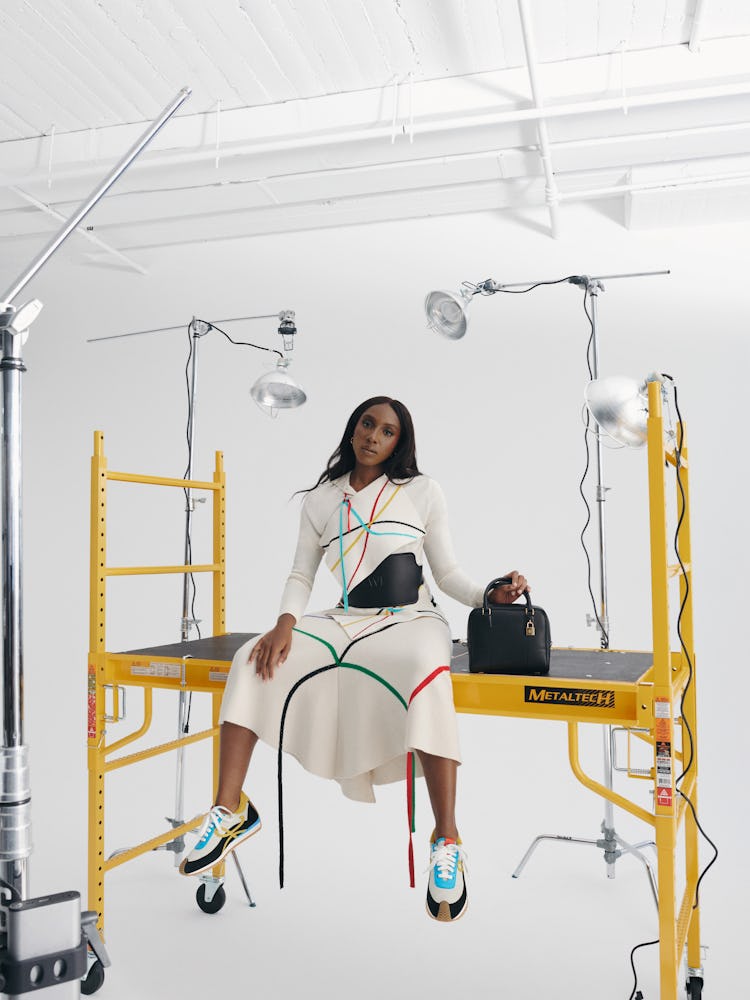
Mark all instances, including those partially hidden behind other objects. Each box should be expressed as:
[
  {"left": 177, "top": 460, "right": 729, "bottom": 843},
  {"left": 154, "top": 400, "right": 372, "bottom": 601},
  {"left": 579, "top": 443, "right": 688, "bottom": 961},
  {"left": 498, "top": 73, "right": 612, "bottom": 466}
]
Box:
[{"left": 351, "top": 403, "right": 401, "bottom": 470}]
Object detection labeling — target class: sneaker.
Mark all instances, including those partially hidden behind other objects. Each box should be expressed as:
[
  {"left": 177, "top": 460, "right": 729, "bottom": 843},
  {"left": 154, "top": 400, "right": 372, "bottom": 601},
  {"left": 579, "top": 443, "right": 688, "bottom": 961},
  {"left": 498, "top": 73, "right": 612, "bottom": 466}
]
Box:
[
  {"left": 426, "top": 836, "right": 468, "bottom": 922},
  {"left": 179, "top": 792, "right": 261, "bottom": 877}
]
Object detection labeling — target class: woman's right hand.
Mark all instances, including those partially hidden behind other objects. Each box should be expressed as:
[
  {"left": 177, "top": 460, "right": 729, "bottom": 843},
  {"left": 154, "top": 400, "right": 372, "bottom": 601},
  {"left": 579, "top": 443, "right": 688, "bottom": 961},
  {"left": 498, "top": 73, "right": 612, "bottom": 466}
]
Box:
[{"left": 249, "top": 614, "right": 296, "bottom": 682}]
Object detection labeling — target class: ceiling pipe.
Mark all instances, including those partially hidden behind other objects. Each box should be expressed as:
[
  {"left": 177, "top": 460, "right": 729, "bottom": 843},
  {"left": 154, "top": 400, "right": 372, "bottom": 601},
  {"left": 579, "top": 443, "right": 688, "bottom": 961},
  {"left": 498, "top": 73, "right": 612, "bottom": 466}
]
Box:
[
  {"left": 10, "top": 79, "right": 750, "bottom": 189},
  {"left": 10, "top": 186, "right": 148, "bottom": 274},
  {"left": 689, "top": 0, "right": 710, "bottom": 53},
  {"left": 516, "top": 0, "right": 561, "bottom": 237},
  {"left": 556, "top": 168, "right": 750, "bottom": 202}
]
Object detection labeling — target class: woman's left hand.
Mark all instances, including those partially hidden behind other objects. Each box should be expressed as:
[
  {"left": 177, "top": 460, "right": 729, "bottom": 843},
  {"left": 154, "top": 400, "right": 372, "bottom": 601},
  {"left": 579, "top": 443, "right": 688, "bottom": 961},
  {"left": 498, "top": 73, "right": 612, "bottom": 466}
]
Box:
[{"left": 488, "top": 570, "right": 529, "bottom": 604}]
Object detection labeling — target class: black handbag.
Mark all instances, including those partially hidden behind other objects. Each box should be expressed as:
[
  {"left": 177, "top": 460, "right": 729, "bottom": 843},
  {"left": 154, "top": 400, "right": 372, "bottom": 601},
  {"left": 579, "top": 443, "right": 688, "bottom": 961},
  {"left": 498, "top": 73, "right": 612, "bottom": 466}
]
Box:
[{"left": 467, "top": 577, "right": 551, "bottom": 675}]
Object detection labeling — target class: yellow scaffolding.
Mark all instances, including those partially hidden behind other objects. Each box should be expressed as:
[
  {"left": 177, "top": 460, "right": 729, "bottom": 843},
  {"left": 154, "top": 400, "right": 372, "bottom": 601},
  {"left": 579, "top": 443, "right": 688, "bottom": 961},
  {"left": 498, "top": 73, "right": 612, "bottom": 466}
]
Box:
[
  {"left": 87, "top": 382, "right": 703, "bottom": 997},
  {"left": 87, "top": 430, "right": 227, "bottom": 934}
]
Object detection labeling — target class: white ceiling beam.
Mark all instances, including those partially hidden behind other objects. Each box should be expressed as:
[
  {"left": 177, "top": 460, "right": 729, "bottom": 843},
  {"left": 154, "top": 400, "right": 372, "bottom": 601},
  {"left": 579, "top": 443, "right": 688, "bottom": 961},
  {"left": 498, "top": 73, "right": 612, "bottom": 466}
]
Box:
[
  {"left": 3, "top": 35, "right": 750, "bottom": 190},
  {"left": 517, "top": 0, "right": 560, "bottom": 238},
  {"left": 689, "top": 0, "right": 710, "bottom": 53},
  {"left": 8, "top": 188, "right": 148, "bottom": 274}
]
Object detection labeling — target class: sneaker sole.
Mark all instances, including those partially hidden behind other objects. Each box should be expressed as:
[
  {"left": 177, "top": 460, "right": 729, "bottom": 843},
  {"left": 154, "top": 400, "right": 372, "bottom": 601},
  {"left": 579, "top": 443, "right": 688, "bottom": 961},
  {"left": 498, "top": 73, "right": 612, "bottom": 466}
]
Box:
[
  {"left": 426, "top": 896, "right": 468, "bottom": 923},
  {"left": 179, "top": 818, "right": 262, "bottom": 877}
]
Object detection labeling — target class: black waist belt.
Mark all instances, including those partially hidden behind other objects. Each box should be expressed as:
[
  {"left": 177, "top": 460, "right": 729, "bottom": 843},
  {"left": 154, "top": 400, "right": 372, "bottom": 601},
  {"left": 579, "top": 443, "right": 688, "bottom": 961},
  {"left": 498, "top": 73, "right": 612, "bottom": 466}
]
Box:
[{"left": 346, "top": 552, "right": 423, "bottom": 608}]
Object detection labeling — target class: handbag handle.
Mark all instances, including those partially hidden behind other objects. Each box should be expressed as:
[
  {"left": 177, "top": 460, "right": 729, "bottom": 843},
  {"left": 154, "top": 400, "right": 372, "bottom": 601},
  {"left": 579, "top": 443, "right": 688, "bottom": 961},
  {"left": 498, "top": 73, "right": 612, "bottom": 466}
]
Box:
[{"left": 482, "top": 577, "right": 533, "bottom": 614}]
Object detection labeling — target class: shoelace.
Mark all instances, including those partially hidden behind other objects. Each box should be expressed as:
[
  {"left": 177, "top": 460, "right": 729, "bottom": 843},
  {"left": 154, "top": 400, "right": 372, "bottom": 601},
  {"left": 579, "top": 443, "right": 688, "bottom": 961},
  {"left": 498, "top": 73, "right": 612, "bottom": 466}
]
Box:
[
  {"left": 427, "top": 841, "right": 468, "bottom": 879},
  {"left": 197, "top": 804, "right": 233, "bottom": 843}
]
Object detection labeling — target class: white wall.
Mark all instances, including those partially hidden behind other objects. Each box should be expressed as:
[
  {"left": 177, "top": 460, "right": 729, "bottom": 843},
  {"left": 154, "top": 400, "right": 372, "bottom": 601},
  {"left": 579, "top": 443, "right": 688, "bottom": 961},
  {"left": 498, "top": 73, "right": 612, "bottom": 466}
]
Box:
[{"left": 3, "top": 203, "right": 746, "bottom": 998}]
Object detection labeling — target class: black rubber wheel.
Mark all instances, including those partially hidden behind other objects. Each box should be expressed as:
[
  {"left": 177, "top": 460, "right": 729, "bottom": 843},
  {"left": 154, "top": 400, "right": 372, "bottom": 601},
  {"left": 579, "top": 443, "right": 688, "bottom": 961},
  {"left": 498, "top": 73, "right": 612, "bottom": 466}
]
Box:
[
  {"left": 81, "top": 959, "right": 105, "bottom": 996},
  {"left": 686, "top": 976, "right": 703, "bottom": 999},
  {"left": 196, "top": 883, "right": 226, "bottom": 914}
]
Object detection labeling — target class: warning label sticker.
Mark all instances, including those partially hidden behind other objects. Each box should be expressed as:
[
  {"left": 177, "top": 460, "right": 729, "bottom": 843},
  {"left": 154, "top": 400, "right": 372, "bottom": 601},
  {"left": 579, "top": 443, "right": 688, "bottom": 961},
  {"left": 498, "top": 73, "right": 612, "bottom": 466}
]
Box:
[
  {"left": 87, "top": 664, "right": 97, "bottom": 740},
  {"left": 655, "top": 697, "right": 671, "bottom": 718},
  {"left": 656, "top": 787, "right": 673, "bottom": 807},
  {"left": 131, "top": 662, "right": 182, "bottom": 678},
  {"left": 655, "top": 718, "right": 671, "bottom": 741}
]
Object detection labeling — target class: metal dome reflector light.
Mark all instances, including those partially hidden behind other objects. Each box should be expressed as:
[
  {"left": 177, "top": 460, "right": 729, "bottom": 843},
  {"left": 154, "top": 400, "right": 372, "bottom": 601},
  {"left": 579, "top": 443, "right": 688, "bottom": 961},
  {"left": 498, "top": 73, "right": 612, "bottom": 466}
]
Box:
[
  {"left": 250, "top": 357, "right": 306, "bottom": 410},
  {"left": 584, "top": 374, "right": 665, "bottom": 448},
  {"left": 424, "top": 287, "right": 474, "bottom": 340}
]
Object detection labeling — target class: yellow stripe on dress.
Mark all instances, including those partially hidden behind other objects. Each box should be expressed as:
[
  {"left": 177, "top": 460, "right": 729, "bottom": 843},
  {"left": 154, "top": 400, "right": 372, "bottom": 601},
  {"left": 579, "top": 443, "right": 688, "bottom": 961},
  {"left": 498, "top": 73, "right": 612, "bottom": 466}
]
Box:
[{"left": 330, "top": 484, "right": 403, "bottom": 572}]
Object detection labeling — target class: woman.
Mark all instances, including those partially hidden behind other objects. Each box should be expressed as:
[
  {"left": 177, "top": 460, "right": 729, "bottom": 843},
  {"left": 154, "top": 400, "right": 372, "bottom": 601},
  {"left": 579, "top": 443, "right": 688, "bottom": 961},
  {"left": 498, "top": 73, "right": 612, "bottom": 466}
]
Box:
[{"left": 180, "top": 396, "right": 528, "bottom": 922}]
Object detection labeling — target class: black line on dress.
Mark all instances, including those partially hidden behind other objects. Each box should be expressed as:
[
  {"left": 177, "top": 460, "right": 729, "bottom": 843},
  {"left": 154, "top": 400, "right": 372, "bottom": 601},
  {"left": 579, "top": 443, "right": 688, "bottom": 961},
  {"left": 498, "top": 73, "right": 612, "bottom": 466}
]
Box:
[
  {"left": 277, "top": 662, "right": 338, "bottom": 888},
  {"left": 322, "top": 519, "right": 426, "bottom": 549}
]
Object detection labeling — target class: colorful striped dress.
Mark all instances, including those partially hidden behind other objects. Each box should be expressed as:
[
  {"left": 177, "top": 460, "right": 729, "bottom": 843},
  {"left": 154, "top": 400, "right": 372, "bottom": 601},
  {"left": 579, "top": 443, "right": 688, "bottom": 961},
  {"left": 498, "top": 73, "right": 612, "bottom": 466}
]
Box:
[{"left": 219, "top": 472, "right": 485, "bottom": 876}]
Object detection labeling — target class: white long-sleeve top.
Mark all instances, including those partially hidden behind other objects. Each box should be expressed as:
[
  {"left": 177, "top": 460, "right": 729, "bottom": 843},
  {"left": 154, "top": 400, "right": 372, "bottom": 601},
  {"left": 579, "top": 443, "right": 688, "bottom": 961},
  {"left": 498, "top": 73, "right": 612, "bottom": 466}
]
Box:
[{"left": 278, "top": 473, "right": 486, "bottom": 622}]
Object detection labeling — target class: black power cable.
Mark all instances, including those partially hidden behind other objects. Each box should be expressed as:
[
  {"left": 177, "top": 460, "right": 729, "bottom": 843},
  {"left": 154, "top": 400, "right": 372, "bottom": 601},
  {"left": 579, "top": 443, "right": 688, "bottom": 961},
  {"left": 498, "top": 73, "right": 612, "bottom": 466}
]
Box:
[
  {"left": 578, "top": 285, "right": 610, "bottom": 648},
  {"left": 627, "top": 377, "right": 717, "bottom": 998},
  {"left": 179, "top": 319, "right": 287, "bottom": 732},
  {"left": 484, "top": 276, "right": 609, "bottom": 646}
]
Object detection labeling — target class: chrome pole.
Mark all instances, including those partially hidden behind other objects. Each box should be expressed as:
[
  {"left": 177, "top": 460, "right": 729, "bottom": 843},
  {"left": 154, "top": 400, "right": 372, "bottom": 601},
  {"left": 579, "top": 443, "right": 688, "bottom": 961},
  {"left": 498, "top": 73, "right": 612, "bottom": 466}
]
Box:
[
  {"left": 167, "top": 321, "right": 205, "bottom": 862},
  {"left": 0, "top": 310, "right": 31, "bottom": 899},
  {"left": 587, "top": 282, "right": 610, "bottom": 648},
  {"left": 0, "top": 88, "right": 191, "bottom": 905},
  {"left": 1, "top": 88, "right": 191, "bottom": 307}
]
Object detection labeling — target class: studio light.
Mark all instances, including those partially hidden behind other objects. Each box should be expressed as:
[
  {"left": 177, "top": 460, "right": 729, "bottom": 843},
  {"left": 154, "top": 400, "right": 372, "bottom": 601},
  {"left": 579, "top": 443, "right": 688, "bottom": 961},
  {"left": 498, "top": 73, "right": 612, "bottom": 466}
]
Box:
[
  {"left": 584, "top": 374, "right": 665, "bottom": 448},
  {"left": 250, "top": 356, "right": 306, "bottom": 410},
  {"left": 424, "top": 287, "right": 474, "bottom": 339}
]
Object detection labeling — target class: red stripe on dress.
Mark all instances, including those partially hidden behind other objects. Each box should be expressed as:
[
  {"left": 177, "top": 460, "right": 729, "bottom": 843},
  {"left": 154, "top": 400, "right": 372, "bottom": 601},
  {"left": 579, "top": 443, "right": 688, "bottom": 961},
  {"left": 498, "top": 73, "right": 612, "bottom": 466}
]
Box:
[
  {"left": 404, "top": 665, "right": 450, "bottom": 886},
  {"left": 406, "top": 750, "right": 415, "bottom": 888},
  {"left": 408, "top": 664, "right": 450, "bottom": 705}
]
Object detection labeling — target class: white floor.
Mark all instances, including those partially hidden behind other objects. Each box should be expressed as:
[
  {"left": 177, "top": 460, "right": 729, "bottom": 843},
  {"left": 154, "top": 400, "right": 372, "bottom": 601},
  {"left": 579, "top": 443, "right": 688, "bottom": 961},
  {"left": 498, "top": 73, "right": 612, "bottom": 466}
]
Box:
[{"left": 29, "top": 712, "right": 738, "bottom": 1000}]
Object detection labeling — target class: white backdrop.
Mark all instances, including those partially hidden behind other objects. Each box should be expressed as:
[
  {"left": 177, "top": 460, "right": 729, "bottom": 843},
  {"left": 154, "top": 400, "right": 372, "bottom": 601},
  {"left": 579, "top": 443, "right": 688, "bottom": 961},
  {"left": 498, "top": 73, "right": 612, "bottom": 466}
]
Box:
[{"left": 2, "top": 202, "right": 747, "bottom": 998}]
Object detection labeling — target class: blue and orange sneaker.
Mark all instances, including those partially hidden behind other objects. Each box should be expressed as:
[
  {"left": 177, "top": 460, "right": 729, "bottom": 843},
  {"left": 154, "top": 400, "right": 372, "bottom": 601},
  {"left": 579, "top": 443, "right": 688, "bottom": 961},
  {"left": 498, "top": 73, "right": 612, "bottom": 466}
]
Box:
[
  {"left": 179, "top": 792, "right": 261, "bottom": 877},
  {"left": 426, "top": 835, "right": 468, "bottom": 922}
]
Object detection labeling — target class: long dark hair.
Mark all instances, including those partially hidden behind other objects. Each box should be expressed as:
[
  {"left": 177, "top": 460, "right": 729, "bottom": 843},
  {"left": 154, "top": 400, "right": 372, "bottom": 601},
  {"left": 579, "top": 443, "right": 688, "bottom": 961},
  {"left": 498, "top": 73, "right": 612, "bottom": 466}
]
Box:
[{"left": 305, "top": 396, "right": 421, "bottom": 492}]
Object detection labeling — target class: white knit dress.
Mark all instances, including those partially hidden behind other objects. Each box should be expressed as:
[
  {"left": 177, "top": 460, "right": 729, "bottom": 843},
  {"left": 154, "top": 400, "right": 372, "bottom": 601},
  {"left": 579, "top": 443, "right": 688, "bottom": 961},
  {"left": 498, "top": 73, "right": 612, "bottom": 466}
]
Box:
[{"left": 219, "top": 472, "right": 485, "bottom": 804}]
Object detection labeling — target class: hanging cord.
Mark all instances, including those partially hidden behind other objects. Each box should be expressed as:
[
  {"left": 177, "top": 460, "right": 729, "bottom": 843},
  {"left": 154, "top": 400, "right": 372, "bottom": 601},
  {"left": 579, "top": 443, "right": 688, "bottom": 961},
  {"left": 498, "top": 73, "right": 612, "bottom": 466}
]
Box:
[
  {"left": 578, "top": 286, "right": 609, "bottom": 647},
  {"left": 206, "top": 321, "right": 283, "bottom": 359},
  {"left": 627, "top": 938, "right": 660, "bottom": 1000},
  {"left": 662, "top": 375, "right": 719, "bottom": 907},
  {"left": 484, "top": 276, "right": 609, "bottom": 645},
  {"left": 183, "top": 324, "right": 202, "bottom": 644},
  {"left": 627, "top": 378, "right": 717, "bottom": 998},
  {"left": 181, "top": 318, "right": 283, "bottom": 629}
]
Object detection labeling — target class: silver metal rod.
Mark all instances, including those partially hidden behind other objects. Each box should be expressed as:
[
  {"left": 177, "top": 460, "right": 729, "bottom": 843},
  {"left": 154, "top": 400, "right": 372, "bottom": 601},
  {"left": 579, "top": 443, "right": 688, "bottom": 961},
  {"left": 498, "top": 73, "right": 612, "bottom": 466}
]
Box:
[
  {"left": 87, "top": 314, "right": 281, "bottom": 343},
  {"left": 588, "top": 287, "right": 610, "bottom": 646},
  {"left": 492, "top": 269, "right": 670, "bottom": 289},
  {"left": 172, "top": 326, "right": 201, "bottom": 840},
  {"left": 9, "top": 186, "right": 148, "bottom": 276},
  {"left": 0, "top": 89, "right": 191, "bottom": 903},
  {"left": 1, "top": 327, "right": 24, "bottom": 747},
  {"left": 1, "top": 87, "right": 191, "bottom": 306},
  {"left": 182, "top": 326, "right": 200, "bottom": 638},
  {"left": 0, "top": 320, "right": 30, "bottom": 898}
]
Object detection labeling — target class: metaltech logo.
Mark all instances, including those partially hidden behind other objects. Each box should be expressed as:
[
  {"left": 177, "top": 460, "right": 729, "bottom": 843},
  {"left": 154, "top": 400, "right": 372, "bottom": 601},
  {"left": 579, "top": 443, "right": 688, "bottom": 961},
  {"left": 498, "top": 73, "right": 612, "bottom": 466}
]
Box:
[{"left": 524, "top": 685, "right": 615, "bottom": 708}]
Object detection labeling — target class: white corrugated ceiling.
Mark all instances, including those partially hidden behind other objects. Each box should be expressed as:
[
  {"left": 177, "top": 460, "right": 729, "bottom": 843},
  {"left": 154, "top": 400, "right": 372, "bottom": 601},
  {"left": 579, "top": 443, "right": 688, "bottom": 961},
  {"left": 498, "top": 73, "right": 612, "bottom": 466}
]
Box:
[{"left": 2, "top": 0, "right": 750, "bottom": 269}]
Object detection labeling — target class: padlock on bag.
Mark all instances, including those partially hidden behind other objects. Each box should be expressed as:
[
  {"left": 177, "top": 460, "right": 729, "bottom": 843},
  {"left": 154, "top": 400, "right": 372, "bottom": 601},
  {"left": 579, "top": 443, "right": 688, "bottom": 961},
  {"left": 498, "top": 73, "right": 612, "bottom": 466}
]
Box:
[{"left": 467, "top": 576, "right": 551, "bottom": 675}]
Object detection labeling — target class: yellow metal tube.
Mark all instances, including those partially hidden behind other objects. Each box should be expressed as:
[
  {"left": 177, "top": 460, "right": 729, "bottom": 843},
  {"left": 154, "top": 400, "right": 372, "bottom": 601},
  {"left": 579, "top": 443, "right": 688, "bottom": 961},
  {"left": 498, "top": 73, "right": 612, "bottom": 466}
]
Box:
[
  {"left": 213, "top": 451, "right": 226, "bottom": 636},
  {"left": 104, "top": 689, "right": 153, "bottom": 757},
  {"left": 567, "top": 724, "right": 654, "bottom": 826},
  {"left": 104, "top": 726, "right": 218, "bottom": 772},
  {"left": 104, "top": 563, "right": 219, "bottom": 576},
  {"left": 105, "top": 815, "right": 204, "bottom": 870},
  {"left": 647, "top": 381, "right": 672, "bottom": 685},
  {"left": 106, "top": 470, "right": 219, "bottom": 490},
  {"left": 673, "top": 428, "right": 702, "bottom": 974}
]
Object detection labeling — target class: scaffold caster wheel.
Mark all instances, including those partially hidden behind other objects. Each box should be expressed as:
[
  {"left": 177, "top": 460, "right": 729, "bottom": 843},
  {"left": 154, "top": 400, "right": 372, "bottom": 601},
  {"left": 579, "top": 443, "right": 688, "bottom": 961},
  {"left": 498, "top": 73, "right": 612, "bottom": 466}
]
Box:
[
  {"left": 196, "top": 883, "right": 226, "bottom": 914},
  {"left": 686, "top": 975, "right": 703, "bottom": 999},
  {"left": 81, "top": 959, "right": 105, "bottom": 995}
]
